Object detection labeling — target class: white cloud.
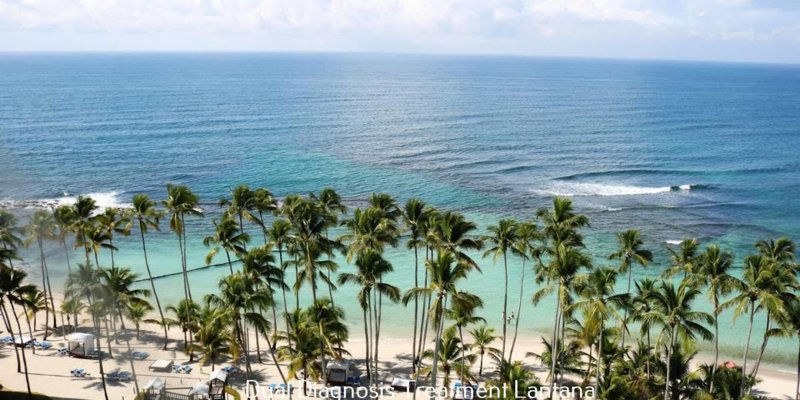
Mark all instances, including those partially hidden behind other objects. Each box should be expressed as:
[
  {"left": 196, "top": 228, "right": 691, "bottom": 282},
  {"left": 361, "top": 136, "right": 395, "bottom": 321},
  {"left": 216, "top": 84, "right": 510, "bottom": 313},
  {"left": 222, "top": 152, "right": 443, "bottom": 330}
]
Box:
[{"left": 0, "top": 0, "right": 797, "bottom": 62}]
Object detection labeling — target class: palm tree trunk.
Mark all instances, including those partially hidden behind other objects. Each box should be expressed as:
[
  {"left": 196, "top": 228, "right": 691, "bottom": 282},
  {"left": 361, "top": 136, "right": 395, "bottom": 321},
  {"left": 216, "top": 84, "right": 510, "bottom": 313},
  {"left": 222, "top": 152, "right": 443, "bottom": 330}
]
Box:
[
  {"left": 621, "top": 268, "right": 632, "bottom": 350},
  {"left": 741, "top": 302, "right": 756, "bottom": 395},
  {"left": 118, "top": 317, "right": 141, "bottom": 394},
  {"left": 595, "top": 323, "right": 603, "bottom": 394},
  {"left": 479, "top": 351, "right": 484, "bottom": 377},
  {"left": 373, "top": 285, "right": 380, "bottom": 382},
  {"left": 21, "top": 304, "right": 36, "bottom": 355},
  {"left": 225, "top": 249, "right": 234, "bottom": 275},
  {"left": 8, "top": 301, "right": 32, "bottom": 397},
  {"left": 458, "top": 325, "right": 466, "bottom": 383},
  {"left": 412, "top": 243, "right": 419, "bottom": 374},
  {"left": 548, "top": 283, "right": 562, "bottom": 400},
  {"left": 751, "top": 312, "right": 771, "bottom": 379},
  {"left": 180, "top": 215, "right": 195, "bottom": 362},
  {"left": 363, "top": 305, "right": 372, "bottom": 380},
  {"left": 710, "top": 296, "right": 719, "bottom": 392},
  {"left": 417, "top": 247, "right": 431, "bottom": 370},
  {"left": 664, "top": 325, "right": 676, "bottom": 400},
  {"left": 139, "top": 224, "right": 168, "bottom": 349},
  {"left": 36, "top": 236, "right": 52, "bottom": 339},
  {"left": 509, "top": 258, "right": 526, "bottom": 362},
  {"left": 501, "top": 252, "right": 508, "bottom": 362},
  {"left": 2, "top": 303, "right": 23, "bottom": 373},
  {"left": 431, "top": 294, "right": 447, "bottom": 390}
]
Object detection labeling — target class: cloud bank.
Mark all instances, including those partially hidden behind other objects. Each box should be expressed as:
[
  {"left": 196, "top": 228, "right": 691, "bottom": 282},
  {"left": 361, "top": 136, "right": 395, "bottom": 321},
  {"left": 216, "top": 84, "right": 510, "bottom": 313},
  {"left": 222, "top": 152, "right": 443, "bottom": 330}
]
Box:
[{"left": 1, "top": 0, "right": 798, "bottom": 62}]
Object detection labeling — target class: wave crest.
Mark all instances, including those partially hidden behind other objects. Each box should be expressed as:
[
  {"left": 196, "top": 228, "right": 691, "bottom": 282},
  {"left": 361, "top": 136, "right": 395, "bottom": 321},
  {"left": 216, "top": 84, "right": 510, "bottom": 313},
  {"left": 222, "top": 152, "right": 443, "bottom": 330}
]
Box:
[
  {"left": 0, "top": 191, "right": 131, "bottom": 210},
  {"left": 532, "top": 182, "right": 703, "bottom": 197}
]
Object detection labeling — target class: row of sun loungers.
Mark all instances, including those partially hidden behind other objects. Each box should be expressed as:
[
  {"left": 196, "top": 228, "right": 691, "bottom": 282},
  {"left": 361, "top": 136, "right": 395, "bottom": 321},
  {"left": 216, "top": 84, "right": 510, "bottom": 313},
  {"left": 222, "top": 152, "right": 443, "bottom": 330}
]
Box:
[
  {"left": 107, "top": 371, "right": 133, "bottom": 381},
  {"left": 131, "top": 351, "right": 149, "bottom": 360},
  {"left": 70, "top": 368, "right": 89, "bottom": 377},
  {"left": 172, "top": 364, "right": 193, "bottom": 373}
]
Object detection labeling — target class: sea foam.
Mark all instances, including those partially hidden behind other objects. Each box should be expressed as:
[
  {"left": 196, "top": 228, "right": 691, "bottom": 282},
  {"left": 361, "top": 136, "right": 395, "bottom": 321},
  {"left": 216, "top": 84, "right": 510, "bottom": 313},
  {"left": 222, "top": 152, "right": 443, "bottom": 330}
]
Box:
[
  {"left": 532, "top": 182, "right": 698, "bottom": 197},
  {"left": 0, "top": 191, "right": 131, "bottom": 210}
]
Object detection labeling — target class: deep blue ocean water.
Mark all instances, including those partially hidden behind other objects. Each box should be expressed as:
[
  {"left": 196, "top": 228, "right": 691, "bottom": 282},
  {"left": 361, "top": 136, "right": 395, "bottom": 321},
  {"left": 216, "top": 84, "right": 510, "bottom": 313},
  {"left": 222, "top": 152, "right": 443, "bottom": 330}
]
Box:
[{"left": 1, "top": 53, "right": 799, "bottom": 365}]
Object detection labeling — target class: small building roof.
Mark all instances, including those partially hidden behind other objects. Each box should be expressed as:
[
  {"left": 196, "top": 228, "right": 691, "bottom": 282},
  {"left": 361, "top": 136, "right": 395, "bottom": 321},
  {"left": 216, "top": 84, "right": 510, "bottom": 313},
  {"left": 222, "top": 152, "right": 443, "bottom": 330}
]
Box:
[
  {"left": 144, "top": 377, "right": 166, "bottom": 390},
  {"left": 209, "top": 369, "right": 228, "bottom": 382}
]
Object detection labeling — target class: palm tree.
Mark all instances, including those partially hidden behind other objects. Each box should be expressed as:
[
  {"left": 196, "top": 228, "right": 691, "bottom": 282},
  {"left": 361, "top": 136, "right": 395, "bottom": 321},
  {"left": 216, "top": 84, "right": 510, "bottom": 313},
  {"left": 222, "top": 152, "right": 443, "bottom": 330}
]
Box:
[
  {"left": 533, "top": 243, "right": 591, "bottom": 397},
  {"left": 697, "top": 245, "right": 736, "bottom": 390},
  {"left": 641, "top": 281, "right": 713, "bottom": 400},
  {"left": 204, "top": 216, "right": 250, "bottom": 274},
  {"left": 314, "top": 188, "right": 347, "bottom": 304},
  {"left": 99, "top": 265, "right": 151, "bottom": 395},
  {"left": 403, "top": 198, "right": 430, "bottom": 373},
  {"left": 447, "top": 292, "right": 484, "bottom": 383},
  {"left": 23, "top": 209, "right": 59, "bottom": 337},
  {"left": 132, "top": 193, "right": 169, "bottom": 348},
  {"left": 609, "top": 229, "right": 652, "bottom": 349},
  {"left": 403, "top": 251, "right": 476, "bottom": 388},
  {"left": 189, "top": 305, "right": 233, "bottom": 372},
  {"left": 572, "top": 267, "right": 628, "bottom": 392},
  {"left": 97, "top": 207, "right": 131, "bottom": 268},
  {"left": 126, "top": 302, "right": 153, "bottom": 340},
  {"left": 61, "top": 295, "right": 84, "bottom": 335},
  {"left": 630, "top": 278, "right": 658, "bottom": 381},
  {"left": 0, "top": 210, "right": 24, "bottom": 269},
  {"left": 469, "top": 325, "right": 499, "bottom": 377},
  {"left": 420, "top": 326, "right": 475, "bottom": 387},
  {"left": 252, "top": 188, "right": 278, "bottom": 243},
  {"left": 773, "top": 297, "right": 800, "bottom": 400},
  {"left": 163, "top": 184, "right": 203, "bottom": 360},
  {"left": 662, "top": 238, "right": 700, "bottom": 280},
  {"left": 268, "top": 219, "right": 293, "bottom": 324},
  {"left": 483, "top": 218, "right": 518, "bottom": 362},
  {"left": 722, "top": 254, "right": 794, "bottom": 394},
  {"left": 65, "top": 263, "right": 110, "bottom": 400},
  {"left": 0, "top": 265, "right": 35, "bottom": 397},
  {"left": 427, "top": 211, "right": 483, "bottom": 268},
  {"left": 20, "top": 289, "right": 49, "bottom": 338},
  {"left": 277, "top": 309, "right": 323, "bottom": 396},
  {"left": 751, "top": 237, "right": 797, "bottom": 378},
  {"left": 338, "top": 250, "right": 400, "bottom": 381},
  {"left": 165, "top": 299, "right": 200, "bottom": 351},
  {"left": 220, "top": 185, "right": 257, "bottom": 245},
  {"left": 52, "top": 205, "right": 77, "bottom": 275},
  {"left": 70, "top": 195, "right": 98, "bottom": 266},
  {"left": 508, "top": 220, "right": 537, "bottom": 362},
  {"left": 241, "top": 244, "right": 287, "bottom": 357}
]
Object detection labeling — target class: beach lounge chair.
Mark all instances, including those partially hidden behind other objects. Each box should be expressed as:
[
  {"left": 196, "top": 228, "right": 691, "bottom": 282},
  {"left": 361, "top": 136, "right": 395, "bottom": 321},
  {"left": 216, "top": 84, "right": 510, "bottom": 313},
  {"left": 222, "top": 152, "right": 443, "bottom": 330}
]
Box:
[
  {"left": 57, "top": 347, "right": 69, "bottom": 356},
  {"left": 70, "top": 368, "right": 88, "bottom": 377},
  {"left": 172, "top": 364, "right": 182, "bottom": 373},
  {"left": 182, "top": 364, "right": 193, "bottom": 373},
  {"left": 0, "top": 336, "right": 12, "bottom": 343},
  {"left": 39, "top": 341, "right": 52, "bottom": 350}
]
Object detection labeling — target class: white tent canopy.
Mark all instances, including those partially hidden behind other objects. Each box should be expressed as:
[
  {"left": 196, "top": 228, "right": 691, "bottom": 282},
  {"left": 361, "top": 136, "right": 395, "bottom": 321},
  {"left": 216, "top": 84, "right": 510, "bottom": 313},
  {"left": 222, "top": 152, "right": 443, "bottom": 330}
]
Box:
[
  {"left": 66, "top": 333, "right": 95, "bottom": 356},
  {"left": 209, "top": 370, "right": 228, "bottom": 382},
  {"left": 144, "top": 377, "right": 166, "bottom": 391},
  {"left": 13, "top": 335, "right": 32, "bottom": 346},
  {"left": 189, "top": 382, "right": 210, "bottom": 395}
]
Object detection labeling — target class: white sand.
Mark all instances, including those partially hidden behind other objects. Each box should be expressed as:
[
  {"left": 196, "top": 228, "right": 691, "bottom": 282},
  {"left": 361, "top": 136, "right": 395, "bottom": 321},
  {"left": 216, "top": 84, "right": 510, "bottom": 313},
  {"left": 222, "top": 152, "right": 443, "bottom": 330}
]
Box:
[{"left": 0, "top": 323, "right": 796, "bottom": 400}]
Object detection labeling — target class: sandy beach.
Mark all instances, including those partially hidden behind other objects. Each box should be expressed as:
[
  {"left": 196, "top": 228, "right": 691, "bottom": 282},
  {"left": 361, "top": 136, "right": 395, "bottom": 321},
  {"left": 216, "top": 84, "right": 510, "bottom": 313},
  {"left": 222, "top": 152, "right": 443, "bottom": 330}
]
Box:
[{"left": 1, "top": 320, "right": 797, "bottom": 400}]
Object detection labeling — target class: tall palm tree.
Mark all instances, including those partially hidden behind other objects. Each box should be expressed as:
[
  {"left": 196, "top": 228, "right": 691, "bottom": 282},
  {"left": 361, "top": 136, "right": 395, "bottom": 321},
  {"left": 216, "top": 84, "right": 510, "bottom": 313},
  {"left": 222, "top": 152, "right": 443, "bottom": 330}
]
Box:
[
  {"left": 23, "top": 209, "right": 59, "bottom": 337},
  {"left": 163, "top": 184, "right": 203, "bottom": 360},
  {"left": 241, "top": 244, "right": 287, "bottom": 357},
  {"left": 420, "top": 326, "right": 475, "bottom": 387},
  {"left": 572, "top": 267, "right": 628, "bottom": 393},
  {"left": 132, "top": 194, "right": 169, "bottom": 348},
  {"left": 662, "top": 238, "right": 700, "bottom": 280},
  {"left": 126, "top": 302, "right": 153, "bottom": 340},
  {"left": 97, "top": 207, "right": 131, "bottom": 268},
  {"left": 20, "top": 289, "right": 49, "bottom": 338},
  {"left": 52, "top": 205, "right": 77, "bottom": 275},
  {"left": 165, "top": 299, "right": 200, "bottom": 351},
  {"left": 533, "top": 243, "right": 591, "bottom": 397},
  {"left": 289, "top": 197, "right": 340, "bottom": 378},
  {"left": 277, "top": 309, "right": 323, "bottom": 396},
  {"left": 65, "top": 263, "right": 110, "bottom": 400},
  {"left": 609, "top": 229, "right": 653, "bottom": 349},
  {"left": 630, "top": 278, "right": 659, "bottom": 381},
  {"left": 469, "top": 325, "right": 499, "bottom": 377},
  {"left": 641, "top": 281, "right": 713, "bottom": 400},
  {"left": 314, "top": 188, "right": 347, "bottom": 304},
  {"left": 447, "top": 292, "right": 484, "bottom": 383},
  {"left": 253, "top": 187, "right": 279, "bottom": 234},
  {"left": 772, "top": 297, "right": 800, "bottom": 400},
  {"left": 722, "top": 254, "right": 794, "bottom": 394},
  {"left": 204, "top": 216, "right": 250, "bottom": 274},
  {"left": 509, "top": 220, "right": 537, "bottom": 361},
  {"left": 427, "top": 211, "right": 483, "bottom": 268},
  {"left": 0, "top": 265, "right": 35, "bottom": 397},
  {"left": 61, "top": 295, "right": 84, "bottom": 335},
  {"left": 99, "top": 265, "right": 151, "bottom": 395},
  {"left": 403, "top": 251, "right": 476, "bottom": 388},
  {"left": 70, "top": 195, "right": 98, "bottom": 266},
  {"left": 268, "top": 219, "right": 293, "bottom": 324},
  {"left": 338, "top": 250, "right": 399, "bottom": 381},
  {"left": 189, "top": 305, "right": 233, "bottom": 372},
  {"left": 697, "top": 245, "right": 736, "bottom": 389},
  {"left": 403, "top": 198, "right": 430, "bottom": 373},
  {"left": 220, "top": 185, "right": 257, "bottom": 246},
  {"left": 751, "top": 237, "right": 797, "bottom": 378},
  {"left": 483, "top": 218, "right": 518, "bottom": 362}
]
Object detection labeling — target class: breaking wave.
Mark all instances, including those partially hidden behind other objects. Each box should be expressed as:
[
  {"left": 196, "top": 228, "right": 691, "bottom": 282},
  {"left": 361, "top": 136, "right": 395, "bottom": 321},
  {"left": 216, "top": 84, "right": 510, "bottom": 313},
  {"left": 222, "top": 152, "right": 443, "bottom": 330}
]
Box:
[
  {"left": 0, "top": 191, "right": 131, "bottom": 209},
  {"left": 531, "top": 182, "right": 705, "bottom": 197}
]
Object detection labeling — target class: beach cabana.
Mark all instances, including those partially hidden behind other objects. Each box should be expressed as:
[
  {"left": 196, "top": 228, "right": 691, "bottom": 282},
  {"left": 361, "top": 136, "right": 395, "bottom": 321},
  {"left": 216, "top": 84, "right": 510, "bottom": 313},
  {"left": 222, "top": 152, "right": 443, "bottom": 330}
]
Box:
[
  {"left": 66, "top": 333, "right": 95, "bottom": 357},
  {"left": 325, "top": 361, "right": 360, "bottom": 386},
  {"left": 189, "top": 382, "right": 210, "bottom": 397},
  {"left": 12, "top": 335, "right": 32, "bottom": 347},
  {"left": 208, "top": 370, "right": 228, "bottom": 400},
  {"left": 149, "top": 359, "right": 173, "bottom": 371}
]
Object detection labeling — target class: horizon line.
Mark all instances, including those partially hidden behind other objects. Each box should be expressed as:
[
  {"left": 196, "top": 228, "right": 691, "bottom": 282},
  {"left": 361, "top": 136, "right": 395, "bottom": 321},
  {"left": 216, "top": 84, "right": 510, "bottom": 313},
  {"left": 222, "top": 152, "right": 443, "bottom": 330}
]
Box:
[{"left": 1, "top": 49, "right": 799, "bottom": 67}]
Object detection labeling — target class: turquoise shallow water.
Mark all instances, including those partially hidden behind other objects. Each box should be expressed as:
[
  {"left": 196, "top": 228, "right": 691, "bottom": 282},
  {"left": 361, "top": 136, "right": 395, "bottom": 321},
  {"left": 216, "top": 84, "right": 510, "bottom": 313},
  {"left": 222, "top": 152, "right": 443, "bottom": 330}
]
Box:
[{"left": 1, "top": 53, "right": 799, "bottom": 365}]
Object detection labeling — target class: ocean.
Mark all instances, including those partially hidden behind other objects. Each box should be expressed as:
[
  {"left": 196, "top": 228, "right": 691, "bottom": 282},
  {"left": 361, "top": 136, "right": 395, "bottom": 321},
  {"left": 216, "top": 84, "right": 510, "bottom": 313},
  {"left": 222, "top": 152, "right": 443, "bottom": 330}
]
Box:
[{"left": 1, "top": 53, "right": 799, "bottom": 365}]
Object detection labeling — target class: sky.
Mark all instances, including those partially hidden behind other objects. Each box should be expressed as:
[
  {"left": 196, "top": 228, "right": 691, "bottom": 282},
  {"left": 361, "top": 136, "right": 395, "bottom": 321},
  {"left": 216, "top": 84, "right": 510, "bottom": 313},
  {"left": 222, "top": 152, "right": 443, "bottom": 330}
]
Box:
[{"left": 1, "top": 0, "right": 799, "bottom": 63}]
